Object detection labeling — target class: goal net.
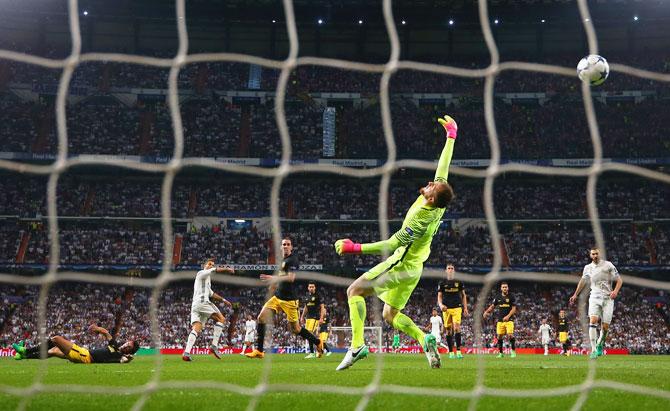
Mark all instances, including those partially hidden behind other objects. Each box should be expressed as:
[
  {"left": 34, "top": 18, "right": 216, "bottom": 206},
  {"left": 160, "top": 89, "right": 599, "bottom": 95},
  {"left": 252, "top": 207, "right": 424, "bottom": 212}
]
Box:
[{"left": 1, "top": 0, "right": 670, "bottom": 410}]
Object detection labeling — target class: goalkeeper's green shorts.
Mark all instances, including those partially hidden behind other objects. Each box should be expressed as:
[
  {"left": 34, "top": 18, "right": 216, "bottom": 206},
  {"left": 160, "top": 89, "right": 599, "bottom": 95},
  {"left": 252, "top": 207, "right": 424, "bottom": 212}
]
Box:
[{"left": 362, "top": 246, "right": 422, "bottom": 310}]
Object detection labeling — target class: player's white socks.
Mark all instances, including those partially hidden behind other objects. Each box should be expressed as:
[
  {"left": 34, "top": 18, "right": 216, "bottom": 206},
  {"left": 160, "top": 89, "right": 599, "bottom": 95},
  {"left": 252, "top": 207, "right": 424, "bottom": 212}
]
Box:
[
  {"left": 211, "top": 322, "right": 224, "bottom": 348},
  {"left": 184, "top": 330, "right": 198, "bottom": 354},
  {"left": 544, "top": 344, "right": 549, "bottom": 355},
  {"left": 589, "top": 324, "right": 598, "bottom": 352}
]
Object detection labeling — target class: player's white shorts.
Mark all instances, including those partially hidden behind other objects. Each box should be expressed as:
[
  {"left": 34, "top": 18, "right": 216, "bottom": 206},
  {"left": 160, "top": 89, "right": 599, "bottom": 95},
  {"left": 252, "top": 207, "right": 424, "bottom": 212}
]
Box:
[
  {"left": 244, "top": 331, "right": 256, "bottom": 343},
  {"left": 190, "top": 301, "right": 221, "bottom": 325},
  {"left": 431, "top": 331, "right": 442, "bottom": 344},
  {"left": 541, "top": 337, "right": 550, "bottom": 345},
  {"left": 588, "top": 295, "right": 614, "bottom": 323}
]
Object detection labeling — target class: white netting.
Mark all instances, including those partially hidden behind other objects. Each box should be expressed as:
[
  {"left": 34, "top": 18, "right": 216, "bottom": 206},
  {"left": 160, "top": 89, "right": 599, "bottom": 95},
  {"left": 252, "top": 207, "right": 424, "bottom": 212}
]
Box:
[{"left": 2, "top": 0, "right": 670, "bottom": 410}]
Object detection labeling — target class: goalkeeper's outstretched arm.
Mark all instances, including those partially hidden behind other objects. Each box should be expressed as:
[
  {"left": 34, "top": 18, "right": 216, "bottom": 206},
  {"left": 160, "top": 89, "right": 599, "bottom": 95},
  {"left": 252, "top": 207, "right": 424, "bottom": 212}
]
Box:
[{"left": 434, "top": 115, "right": 458, "bottom": 183}]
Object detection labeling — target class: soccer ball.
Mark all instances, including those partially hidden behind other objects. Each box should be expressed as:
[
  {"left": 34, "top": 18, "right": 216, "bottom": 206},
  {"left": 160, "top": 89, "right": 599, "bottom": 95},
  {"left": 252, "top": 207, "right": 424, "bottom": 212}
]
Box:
[{"left": 577, "top": 54, "right": 609, "bottom": 86}]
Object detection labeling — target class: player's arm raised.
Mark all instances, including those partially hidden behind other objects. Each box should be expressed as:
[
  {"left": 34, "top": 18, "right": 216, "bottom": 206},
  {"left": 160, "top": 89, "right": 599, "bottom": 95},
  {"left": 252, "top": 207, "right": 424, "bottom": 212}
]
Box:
[
  {"left": 434, "top": 115, "right": 458, "bottom": 183},
  {"left": 88, "top": 324, "right": 113, "bottom": 341}
]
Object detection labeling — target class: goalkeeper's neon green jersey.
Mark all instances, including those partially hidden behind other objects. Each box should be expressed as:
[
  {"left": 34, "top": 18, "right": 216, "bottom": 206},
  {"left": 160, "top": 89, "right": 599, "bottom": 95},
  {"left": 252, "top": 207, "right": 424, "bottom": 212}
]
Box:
[
  {"left": 390, "top": 195, "right": 445, "bottom": 264},
  {"left": 359, "top": 137, "right": 454, "bottom": 264}
]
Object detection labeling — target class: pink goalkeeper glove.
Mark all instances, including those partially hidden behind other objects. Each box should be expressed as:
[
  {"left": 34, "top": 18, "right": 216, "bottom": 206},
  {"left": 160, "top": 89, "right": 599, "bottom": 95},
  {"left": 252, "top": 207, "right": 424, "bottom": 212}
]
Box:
[
  {"left": 437, "top": 115, "right": 458, "bottom": 140},
  {"left": 334, "top": 239, "right": 362, "bottom": 255}
]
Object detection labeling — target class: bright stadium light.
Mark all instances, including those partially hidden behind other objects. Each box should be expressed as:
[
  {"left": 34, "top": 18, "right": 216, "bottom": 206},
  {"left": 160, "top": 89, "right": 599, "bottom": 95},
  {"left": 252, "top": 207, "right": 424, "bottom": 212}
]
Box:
[
  {"left": 234, "top": 219, "right": 246, "bottom": 223},
  {"left": 494, "top": 19, "right": 499, "bottom": 25},
  {"left": 272, "top": 19, "right": 276, "bottom": 23},
  {"left": 448, "top": 19, "right": 454, "bottom": 26},
  {"left": 633, "top": 15, "right": 639, "bottom": 21},
  {"left": 401, "top": 20, "right": 406, "bottom": 25},
  {"left": 317, "top": 18, "right": 323, "bottom": 25},
  {"left": 358, "top": 19, "right": 363, "bottom": 25},
  {"left": 541, "top": 19, "right": 546, "bottom": 23},
  {"left": 83, "top": 10, "right": 88, "bottom": 16}
]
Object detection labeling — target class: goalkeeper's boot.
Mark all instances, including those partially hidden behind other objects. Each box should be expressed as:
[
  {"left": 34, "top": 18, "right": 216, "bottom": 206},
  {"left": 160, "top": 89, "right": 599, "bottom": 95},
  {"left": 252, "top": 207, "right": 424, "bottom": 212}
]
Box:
[
  {"left": 245, "top": 349, "right": 265, "bottom": 359},
  {"left": 589, "top": 351, "right": 598, "bottom": 360},
  {"left": 448, "top": 352, "right": 455, "bottom": 359},
  {"left": 596, "top": 344, "right": 604, "bottom": 357},
  {"left": 12, "top": 342, "right": 26, "bottom": 357},
  {"left": 304, "top": 353, "right": 316, "bottom": 359},
  {"left": 496, "top": 353, "right": 504, "bottom": 358},
  {"left": 456, "top": 351, "right": 464, "bottom": 359},
  {"left": 209, "top": 345, "right": 222, "bottom": 360},
  {"left": 182, "top": 353, "right": 193, "bottom": 362},
  {"left": 336, "top": 345, "right": 369, "bottom": 371},
  {"left": 510, "top": 350, "right": 517, "bottom": 358},
  {"left": 423, "top": 334, "right": 441, "bottom": 369}
]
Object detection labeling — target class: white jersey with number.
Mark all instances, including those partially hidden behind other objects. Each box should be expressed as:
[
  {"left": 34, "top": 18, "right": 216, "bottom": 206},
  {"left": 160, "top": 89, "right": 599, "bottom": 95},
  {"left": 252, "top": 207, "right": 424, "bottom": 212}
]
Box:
[
  {"left": 192, "top": 267, "right": 216, "bottom": 306},
  {"left": 539, "top": 324, "right": 552, "bottom": 343},
  {"left": 430, "top": 315, "right": 443, "bottom": 336},
  {"left": 582, "top": 260, "right": 620, "bottom": 299}
]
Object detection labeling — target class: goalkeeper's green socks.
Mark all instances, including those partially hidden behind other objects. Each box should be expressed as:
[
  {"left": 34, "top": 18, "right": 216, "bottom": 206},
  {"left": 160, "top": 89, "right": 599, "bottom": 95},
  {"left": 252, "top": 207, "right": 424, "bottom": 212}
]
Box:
[
  {"left": 392, "top": 312, "right": 425, "bottom": 344},
  {"left": 348, "top": 296, "right": 367, "bottom": 348}
]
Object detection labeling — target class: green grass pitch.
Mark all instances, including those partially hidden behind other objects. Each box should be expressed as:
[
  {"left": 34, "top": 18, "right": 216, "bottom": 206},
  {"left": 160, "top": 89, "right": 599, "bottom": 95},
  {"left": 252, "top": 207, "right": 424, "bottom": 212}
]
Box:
[{"left": 1, "top": 354, "right": 669, "bottom": 411}]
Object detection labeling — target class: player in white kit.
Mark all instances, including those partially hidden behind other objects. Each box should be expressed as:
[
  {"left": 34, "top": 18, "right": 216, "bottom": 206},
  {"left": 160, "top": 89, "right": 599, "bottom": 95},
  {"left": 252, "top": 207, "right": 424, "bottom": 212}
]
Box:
[
  {"left": 240, "top": 315, "right": 256, "bottom": 355},
  {"left": 569, "top": 248, "right": 623, "bottom": 359},
  {"left": 427, "top": 309, "right": 449, "bottom": 350},
  {"left": 183, "top": 258, "right": 235, "bottom": 361},
  {"left": 538, "top": 319, "right": 552, "bottom": 355}
]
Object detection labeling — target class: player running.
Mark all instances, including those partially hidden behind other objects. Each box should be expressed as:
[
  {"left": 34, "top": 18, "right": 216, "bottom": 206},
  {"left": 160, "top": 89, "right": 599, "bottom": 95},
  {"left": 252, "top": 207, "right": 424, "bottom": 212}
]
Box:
[
  {"left": 538, "top": 319, "right": 552, "bottom": 355},
  {"left": 334, "top": 115, "right": 458, "bottom": 370},
  {"left": 246, "top": 237, "right": 323, "bottom": 359},
  {"left": 437, "top": 263, "right": 469, "bottom": 359},
  {"left": 557, "top": 309, "right": 571, "bottom": 356},
  {"left": 318, "top": 312, "right": 333, "bottom": 357},
  {"left": 300, "top": 282, "right": 325, "bottom": 359},
  {"left": 13, "top": 324, "right": 139, "bottom": 364},
  {"left": 569, "top": 247, "right": 623, "bottom": 359},
  {"left": 183, "top": 258, "right": 235, "bottom": 362},
  {"left": 240, "top": 314, "right": 256, "bottom": 355},
  {"left": 426, "top": 309, "right": 449, "bottom": 351},
  {"left": 483, "top": 282, "right": 518, "bottom": 358}
]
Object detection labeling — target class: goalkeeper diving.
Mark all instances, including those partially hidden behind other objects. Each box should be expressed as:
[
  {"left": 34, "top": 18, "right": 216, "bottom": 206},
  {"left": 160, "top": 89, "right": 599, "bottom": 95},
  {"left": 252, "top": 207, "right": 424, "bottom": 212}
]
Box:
[{"left": 334, "top": 115, "right": 458, "bottom": 370}]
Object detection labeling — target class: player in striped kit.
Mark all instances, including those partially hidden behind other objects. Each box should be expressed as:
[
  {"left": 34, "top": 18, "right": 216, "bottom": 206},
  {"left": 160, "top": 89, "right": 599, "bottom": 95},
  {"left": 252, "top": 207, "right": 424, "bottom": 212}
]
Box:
[
  {"left": 570, "top": 248, "right": 623, "bottom": 359},
  {"left": 183, "top": 258, "right": 235, "bottom": 361}
]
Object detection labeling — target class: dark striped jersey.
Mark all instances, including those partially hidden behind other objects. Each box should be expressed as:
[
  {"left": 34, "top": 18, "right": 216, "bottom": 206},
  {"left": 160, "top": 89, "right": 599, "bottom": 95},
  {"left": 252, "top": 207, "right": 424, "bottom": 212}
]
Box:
[
  {"left": 491, "top": 293, "right": 517, "bottom": 322},
  {"left": 558, "top": 318, "right": 568, "bottom": 332},
  {"left": 275, "top": 254, "right": 300, "bottom": 301},
  {"left": 89, "top": 338, "right": 125, "bottom": 364},
  {"left": 305, "top": 293, "right": 323, "bottom": 319},
  {"left": 319, "top": 316, "right": 330, "bottom": 333},
  {"left": 438, "top": 280, "right": 464, "bottom": 308}
]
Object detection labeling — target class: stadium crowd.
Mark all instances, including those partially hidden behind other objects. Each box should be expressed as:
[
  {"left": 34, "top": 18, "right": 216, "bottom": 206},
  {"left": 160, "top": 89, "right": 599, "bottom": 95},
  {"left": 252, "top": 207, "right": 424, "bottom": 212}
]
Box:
[{"left": 1, "top": 283, "right": 668, "bottom": 354}]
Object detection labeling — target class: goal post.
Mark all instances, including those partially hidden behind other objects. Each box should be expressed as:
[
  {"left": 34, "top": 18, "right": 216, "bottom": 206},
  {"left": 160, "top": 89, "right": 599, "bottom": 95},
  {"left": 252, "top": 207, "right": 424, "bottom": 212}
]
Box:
[{"left": 330, "top": 326, "right": 383, "bottom": 353}]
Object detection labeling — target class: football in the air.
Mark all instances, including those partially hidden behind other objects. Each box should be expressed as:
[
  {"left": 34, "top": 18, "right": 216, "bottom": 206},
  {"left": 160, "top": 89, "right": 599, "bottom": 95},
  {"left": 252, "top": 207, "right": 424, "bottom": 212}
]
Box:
[{"left": 577, "top": 54, "right": 610, "bottom": 86}]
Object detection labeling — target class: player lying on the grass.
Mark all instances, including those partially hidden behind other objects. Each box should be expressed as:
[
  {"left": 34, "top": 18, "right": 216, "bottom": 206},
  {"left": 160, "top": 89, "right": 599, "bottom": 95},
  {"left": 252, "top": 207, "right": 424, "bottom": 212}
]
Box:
[
  {"left": 569, "top": 247, "right": 623, "bottom": 359},
  {"left": 437, "top": 263, "right": 469, "bottom": 359},
  {"left": 246, "top": 237, "right": 324, "bottom": 359},
  {"left": 334, "top": 115, "right": 458, "bottom": 371},
  {"left": 183, "top": 258, "right": 235, "bottom": 362},
  {"left": 300, "top": 282, "right": 326, "bottom": 359},
  {"left": 557, "top": 309, "right": 571, "bottom": 356},
  {"left": 483, "top": 282, "right": 517, "bottom": 358},
  {"left": 13, "top": 324, "right": 139, "bottom": 364}
]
